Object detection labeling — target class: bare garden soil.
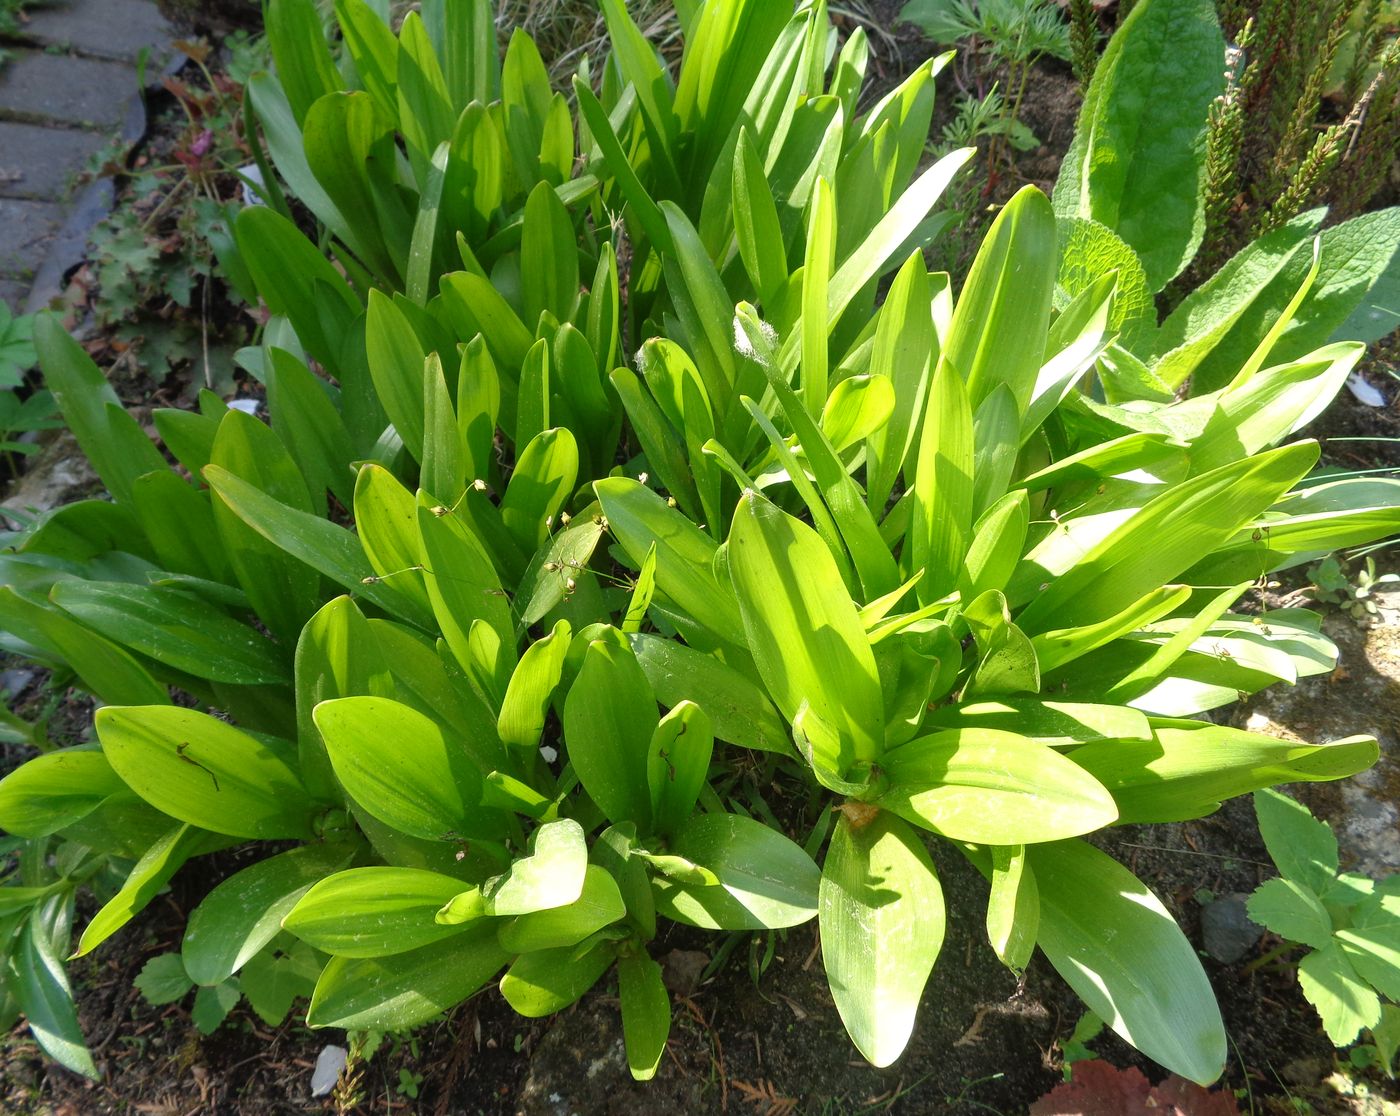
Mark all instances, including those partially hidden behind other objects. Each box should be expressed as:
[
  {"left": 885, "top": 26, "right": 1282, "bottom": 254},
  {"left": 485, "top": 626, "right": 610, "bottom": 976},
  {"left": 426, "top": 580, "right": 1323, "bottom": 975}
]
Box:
[{"left": 2, "top": 4, "right": 1399, "bottom": 1113}]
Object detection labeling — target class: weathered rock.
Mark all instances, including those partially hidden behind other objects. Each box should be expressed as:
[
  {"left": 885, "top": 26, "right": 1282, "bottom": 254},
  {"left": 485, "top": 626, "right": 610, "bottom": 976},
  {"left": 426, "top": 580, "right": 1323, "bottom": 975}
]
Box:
[
  {"left": 0, "top": 51, "right": 137, "bottom": 128},
  {"left": 0, "top": 429, "right": 101, "bottom": 514},
  {"left": 1200, "top": 894, "right": 1264, "bottom": 964},
  {"left": 0, "top": 122, "right": 105, "bottom": 203},
  {"left": 1237, "top": 600, "right": 1400, "bottom": 879},
  {"left": 0, "top": 279, "right": 27, "bottom": 312},
  {"left": 309, "top": 1045, "right": 347, "bottom": 1098},
  {"left": 0, "top": 197, "right": 63, "bottom": 278},
  {"left": 20, "top": 0, "right": 175, "bottom": 64}
]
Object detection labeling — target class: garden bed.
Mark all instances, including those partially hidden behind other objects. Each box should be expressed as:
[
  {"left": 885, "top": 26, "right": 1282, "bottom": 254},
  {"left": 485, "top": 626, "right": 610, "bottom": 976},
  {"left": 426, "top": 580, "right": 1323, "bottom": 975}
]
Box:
[{"left": 2, "top": 1, "right": 1399, "bottom": 1113}]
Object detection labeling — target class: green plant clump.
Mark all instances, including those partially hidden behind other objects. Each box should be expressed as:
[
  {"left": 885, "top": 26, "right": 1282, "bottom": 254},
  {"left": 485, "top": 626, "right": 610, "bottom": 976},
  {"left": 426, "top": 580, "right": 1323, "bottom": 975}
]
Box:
[
  {"left": 1247, "top": 789, "right": 1400, "bottom": 1077},
  {"left": 0, "top": 0, "right": 1398, "bottom": 1093}
]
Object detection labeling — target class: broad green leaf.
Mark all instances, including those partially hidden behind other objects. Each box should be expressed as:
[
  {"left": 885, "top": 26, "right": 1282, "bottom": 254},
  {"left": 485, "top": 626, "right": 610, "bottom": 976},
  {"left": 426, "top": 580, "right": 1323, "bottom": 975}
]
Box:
[
  {"left": 16, "top": 915, "right": 98, "bottom": 1078},
  {"left": 925, "top": 698, "right": 1152, "bottom": 748},
  {"left": 1246, "top": 878, "right": 1333, "bottom": 950},
  {"left": 204, "top": 464, "right": 431, "bottom": 627},
  {"left": 307, "top": 922, "right": 508, "bottom": 1029},
  {"left": 820, "top": 810, "right": 944, "bottom": 1068},
  {"left": 501, "top": 428, "right": 579, "bottom": 553},
  {"left": 563, "top": 638, "right": 657, "bottom": 830},
  {"left": 366, "top": 290, "right": 427, "bottom": 461},
  {"left": 653, "top": 812, "right": 819, "bottom": 931},
  {"left": 521, "top": 181, "right": 579, "bottom": 326},
  {"left": 1056, "top": 217, "right": 1155, "bottom": 353},
  {"left": 629, "top": 633, "right": 789, "bottom": 755},
  {"left": 500, "top": 941, "right": 616, "bottom": 1018},
  {"left": 1152, "top": 210, "right": 1323, "bottom": 387},
  {"left": 960, "top": 490, "right": 1030, "bottom": 601},
  {"left": 480, "top": 818, "right": 588, "bottom": 917},
  {"left": 1188, "top": 344, "right": 1362, "bottom": 476},
  {"left": 314, "top": 696, "right": 486, "bottom": 840},
  {"left": 182, "top": 843, "right": 357, "bottom": 985},
  {"left": 728, "top": 491, "right": 883, "bottom": 776},
  {"left": 285, "top": 867, "right": 474, "bottom": 956},
  {"left": 417, "top": 496, "right": 516, "bottom": 704},
  {"left": 1026, "top": 839, "right": 1225, "bottom": 1084},
  {"left": 1337, "top": 893, "right": 1400, "bottom": 1002},
  {"left": 131, "top": 470, "right": 233, "bottom": 584},
  {"left": 987, "top": 845, "right": 1037, "bottom": 974},
  {"left": 443, "top": 103, "right": 505, "bottom": 246},
  {"left": 335, "top": 0, "right": 397, "bottom": 117},
  {"left": 950, "top": 185, "right": 1057, "bottom": 413},
  {"left": 610, "top": 366, "right": 703, "bottom": 523},
  {"left": 1053, "top": 0, "right": 1223, "bottom": 290},
  {"left": 353, "top": 464, "right": 433, "bottom": 617},
  {"left": 1254, "top": 787, "right": 1339, "bottom": 898},
  {"left": 647, "top": 701, "right": 713, "bottom": 838},
  {"left": 266, "top": 345, "right": 355, "bottom": 512},
  {"left": 497, "top": 619, "right": 570, "bottom": 766},
  {"left": 732, "top": 128, "right": 787, "bottom": 305},
  {"left": 594, "top": 477, "right": 744, "bottom": 648},
  {"left": 515, "top": 517, "right": 603, "bottom": 627},
  {"left": 1015, "top": 443, "right": 1318, "bottom": 632},
  {"left": 76, "top": 824, "right": 220, "bottom": 957},
  {"left": 734, "top": 305, "right": 900, "bottom": 600},
  {"left": 1175, "top": 208, "right": 1400, "bottom": 393},
  {"left": 865, "top": 252, "right": 935, "bottom": 512},
  {"left": 396, "top": 11, "right": 454, "bottom": 188},
  {"left": 265, "top": 0, "right": 342, "bottom": 124},
  {"left": 1032, "top": 585, "right": 1191, "bottom": 673},
  {"left": 911, "top": 359, "right": 973, "bottom": 605},
  {"left": 962, "top": 589, "right": 1040, "bottom": 698},
  {"left": 1298, "top": 943, "right": 1382, "bottom": 1046},
  {"left": 428, "top": 0, "right": 496, "bottom": 108},
  {"left": 370, "top": 619, "right": 505, "bottom": 773},
  {"left": 820, "top": 375, "right": 895, "bottom": 454},
  {"left": 618, "top": 950, "right": 670, "bottom": 1081},
  {"left": 246, "top": 75, "right": 354, "bottom": 252},
  {"left": 49, "top": 580, "right": 288, "bottom": 686},
  {"left": 134, "top": 953, "right": 193, "bottom": 1005},
  {"left": 801, "top": 176, "right": 835, "bottom": 413},
  {"left": 1068, "top": 723, "right": 1378, "bottom": 824},
  {"left": 0, "top": 748, "right": 126, "bottom": 838},
  {"left": 497, "top": 864, "right": 625, "bottom": 953},
  {"left": 96, "top": 706, "right": 312, "bottom": 839},
  {"left": 877, "top": 729, "right": 1118, "bottom": 844},
  {"left": 662, "top": 203, "right": 736, "bottom": 408},
  {"left": 302, "top": 92, "right": 405, "bottom": 283},
  {"left": 36, "top": 315, "right": 166, "bottom": 506},
  {"left": 0, "top": 588, "right": 169, "bottom": 707},
  {"left": 207, "top": 405, "right": 319, "bottom": 642}
]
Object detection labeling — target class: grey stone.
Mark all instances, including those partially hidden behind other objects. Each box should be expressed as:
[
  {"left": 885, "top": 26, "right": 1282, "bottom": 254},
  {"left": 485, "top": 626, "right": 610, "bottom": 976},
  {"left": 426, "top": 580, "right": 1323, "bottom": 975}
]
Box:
[
  {"left": 0, "top": 121, "right": 106, "bottom": 201},
  {"left": 309, "top": 1045, "right": 347, "bottom": 1098},
  {"left": 0, "top": 51, "right": 137, "bottom": 128},
  {"left": 21, "top": 0, "right": 176, "bottom": 64},
  {"left": 24, "top": 178, "right": 113, "bottom": 309},
  {"left": 0, "top": 429, "right": 101, "bottom": 515},
  {"left": 0, "top": 197, "right": 63, "bottom": 277},
  {"left": 0, "top": 279, "right": 27, "bottom": 312},
  {"left": 1201, "top": 893, "right": 1264, "bottom": 964}
]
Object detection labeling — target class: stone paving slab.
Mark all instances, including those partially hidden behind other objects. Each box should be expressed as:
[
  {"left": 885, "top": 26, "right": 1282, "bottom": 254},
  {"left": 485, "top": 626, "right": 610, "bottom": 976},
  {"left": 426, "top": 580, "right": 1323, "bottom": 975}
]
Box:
[
  {"left": 0, "top": 51, "right": 138, "bottom": 128},
  {"left": 0, "top": 197, "right": 64, "bottom": 278},
  {"left": 0, "top": 121, "right": 107, "bottom": 201},
  {"left": 20, "top": 0, "right": 175, "bottom": 64}
]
